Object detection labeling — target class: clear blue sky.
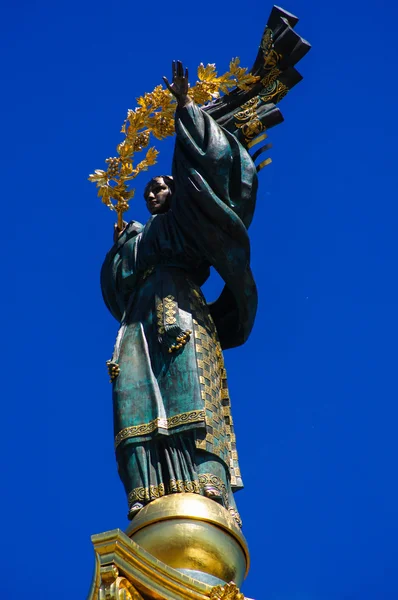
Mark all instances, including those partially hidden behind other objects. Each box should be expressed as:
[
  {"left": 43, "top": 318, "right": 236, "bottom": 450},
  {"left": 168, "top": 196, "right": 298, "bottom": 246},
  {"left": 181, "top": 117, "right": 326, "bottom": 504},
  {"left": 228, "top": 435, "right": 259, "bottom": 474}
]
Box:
[{"left": 1, "top": 1, "right": 397, "bottom": 598}]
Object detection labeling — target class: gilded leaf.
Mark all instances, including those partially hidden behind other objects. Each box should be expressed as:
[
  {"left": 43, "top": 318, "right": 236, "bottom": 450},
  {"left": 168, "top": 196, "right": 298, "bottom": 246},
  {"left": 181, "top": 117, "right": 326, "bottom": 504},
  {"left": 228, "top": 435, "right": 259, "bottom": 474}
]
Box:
[
  {"left": 117, "top": 141, "right": 133, "bottom": 157},
  {"left": 228, "top": 57, "right": 241, "bottom": 73},
  {"left": 120, "top": 162, "right": 133, "bottom": 176},
  {"left": 137, "top": 95, "right": 151, "bottom": 109},
  {"left": 88, "top": 169, "right": 107, "bottom": 183},
  {"left": 198, "top": 63, "right": 217, "bottom": 82},
  {"left": 146, "top": 147, "right": 159, "bottom": 165}
]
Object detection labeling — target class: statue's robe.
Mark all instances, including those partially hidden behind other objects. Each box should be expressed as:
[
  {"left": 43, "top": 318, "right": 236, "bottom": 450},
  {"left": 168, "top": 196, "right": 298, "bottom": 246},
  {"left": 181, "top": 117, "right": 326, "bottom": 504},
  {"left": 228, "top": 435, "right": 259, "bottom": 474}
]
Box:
[{"left": 101, "top": 102, "right": 258, "bottom": 520}]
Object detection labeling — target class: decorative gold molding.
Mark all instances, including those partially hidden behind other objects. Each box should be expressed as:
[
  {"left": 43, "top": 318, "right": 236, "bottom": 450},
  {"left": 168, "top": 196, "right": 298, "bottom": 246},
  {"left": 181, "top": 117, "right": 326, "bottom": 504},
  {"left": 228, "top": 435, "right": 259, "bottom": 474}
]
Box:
[
  {"left": 97, "top": 563, "right": 144, "bottom": 599},
  {"left": 87, "top": 528, "right": 213, "bottom": 600},
  {"left": 169, "top": 478, "right": 201, "bottom": 494},
  {"left": 209, "top": 582, "right": 245, "bottom": 600},
  {"left": 87, "top": 528, "right": 253, "bottom": 600},
  {"left": 199, "top": 473, "right": 228, "bottom": 506},
  {"left": 128, "top": 483, "right": 166, "bottom": 506},
  {"left": 114, "top": 410, "right": 206, "bottom": 448}
]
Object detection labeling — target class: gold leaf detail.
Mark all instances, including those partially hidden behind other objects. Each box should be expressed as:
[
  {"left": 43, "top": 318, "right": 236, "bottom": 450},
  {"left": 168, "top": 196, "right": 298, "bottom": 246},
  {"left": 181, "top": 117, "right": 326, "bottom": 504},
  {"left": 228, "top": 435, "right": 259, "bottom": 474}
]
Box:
[{"left": 209, "top": 582, "right": 245, "bottom": 600}]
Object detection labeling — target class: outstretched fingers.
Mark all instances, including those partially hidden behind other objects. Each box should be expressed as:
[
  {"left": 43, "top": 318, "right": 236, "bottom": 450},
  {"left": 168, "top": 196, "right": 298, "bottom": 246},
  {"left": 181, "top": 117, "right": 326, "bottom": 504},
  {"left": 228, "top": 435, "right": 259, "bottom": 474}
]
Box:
[
  {"left": 176, "top": 60, "right": 184, "bottom": 77},
  {"left": 162, "top": 75, "right": 172, "bottom": 92},
  {"left": 163, "top": 61, "right": 189, "bottom": 100}
]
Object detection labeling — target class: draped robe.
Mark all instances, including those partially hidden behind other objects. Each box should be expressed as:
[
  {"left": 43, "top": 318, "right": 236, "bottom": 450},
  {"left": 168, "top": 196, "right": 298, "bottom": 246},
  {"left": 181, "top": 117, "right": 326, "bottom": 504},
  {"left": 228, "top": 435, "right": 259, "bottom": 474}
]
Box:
[{"left": 101, "top": 102, "right": 258, "bottom": 523}]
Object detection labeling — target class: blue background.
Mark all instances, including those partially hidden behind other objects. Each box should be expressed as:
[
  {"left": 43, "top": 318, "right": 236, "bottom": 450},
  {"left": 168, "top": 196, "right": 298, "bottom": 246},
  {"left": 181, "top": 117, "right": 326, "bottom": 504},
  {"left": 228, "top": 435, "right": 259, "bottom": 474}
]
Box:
[{"left": 1, "top": 0, "right": 397, "bottom": 598}]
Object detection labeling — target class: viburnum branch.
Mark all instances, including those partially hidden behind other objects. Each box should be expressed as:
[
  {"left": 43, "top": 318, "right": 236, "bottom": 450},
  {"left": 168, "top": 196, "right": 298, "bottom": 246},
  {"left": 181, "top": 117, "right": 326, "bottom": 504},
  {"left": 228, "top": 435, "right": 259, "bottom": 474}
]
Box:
[{"left": 88, "top": 58, "right": 259, "bottom": 223}]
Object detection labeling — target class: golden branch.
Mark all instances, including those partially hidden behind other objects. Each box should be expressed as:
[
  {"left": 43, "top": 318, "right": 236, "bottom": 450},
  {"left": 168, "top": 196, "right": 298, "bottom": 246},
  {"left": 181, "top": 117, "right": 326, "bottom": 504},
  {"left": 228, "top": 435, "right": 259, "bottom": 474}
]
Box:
[{"left": 88, "top": 58, "right": 259, "bottom": 224}]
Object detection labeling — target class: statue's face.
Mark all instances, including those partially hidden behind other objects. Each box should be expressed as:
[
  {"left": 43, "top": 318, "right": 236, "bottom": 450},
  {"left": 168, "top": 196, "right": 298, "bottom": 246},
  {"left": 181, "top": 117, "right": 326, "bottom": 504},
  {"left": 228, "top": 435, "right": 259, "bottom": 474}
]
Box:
[{"left": 144, "top": 177, "right": 171, "bottom": 215}]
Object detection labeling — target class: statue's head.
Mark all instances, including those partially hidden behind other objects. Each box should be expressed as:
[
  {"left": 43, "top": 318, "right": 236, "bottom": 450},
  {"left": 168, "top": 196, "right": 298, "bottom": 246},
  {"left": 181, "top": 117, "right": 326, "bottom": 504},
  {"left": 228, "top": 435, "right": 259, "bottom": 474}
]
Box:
[{"left": 144, "top": 176, "right": 174, "bottom": 215}]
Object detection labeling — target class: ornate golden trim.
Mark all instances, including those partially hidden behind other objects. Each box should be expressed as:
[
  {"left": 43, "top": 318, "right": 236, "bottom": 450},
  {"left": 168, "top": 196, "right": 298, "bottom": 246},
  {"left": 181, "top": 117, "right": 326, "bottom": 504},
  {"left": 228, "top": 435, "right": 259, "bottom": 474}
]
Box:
[
  {"left": 247, "top": 131, "right": 268, "bottom": 149},
  {"left": 210, "top": 582, "right": 245, "bottom": 600},
  {"left": 164, "top": 294, "right": 177, "bottom": 325},
  {"left": 234, "top": 97, "right": 266, "bottom": 144},
  {"left": 127, "top": 474, "right": 236, "bottom": 512},
  {"left": 261, "top": 27, "right": 273, "bottom": 58},
  {"left": 128, "top": 479, "right": 203, "bottom": 507},
  {"left": 259, "top": 80, "right": 289, "bottom": 104},
  {"left": 169, "top": 479, "right": 201, "bottom": 494},
  {"left": 98, "top": 564, "right": 144, "bottom": 600},
  {"left": 115, "top": 409, "right": 206, "bottom": 448},
  {"left": 261, "top": 66, "right": 280, "bottom": 87},
  {"left": 156, "top": 297, "right": 165, "bottom": 335},
  {"left": 257, "top": 157, "right": 272, "bottom": 172},
  {"left": 199, "top": 473, "right": 228, "bottom": 506},
  {"left": 128, "top": 483, "right": 166, "bottom": 505},
  {"left": 234, "top": 97, "right": 259, "bottom": 122},
  {"left": 237, "top": 118, "right": 265, "bottom": 142},
  {"left": 228, "top": 507, "right": 243, "bottom": 529},
  {"left": 189, "top": 284, "right": 242, "bottom": 488}
]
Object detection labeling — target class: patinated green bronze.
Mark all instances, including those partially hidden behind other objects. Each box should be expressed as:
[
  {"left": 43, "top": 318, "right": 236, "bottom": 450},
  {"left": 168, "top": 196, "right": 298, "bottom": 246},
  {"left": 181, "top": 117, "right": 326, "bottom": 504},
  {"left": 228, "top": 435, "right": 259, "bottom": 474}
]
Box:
[
  {"left": 100, "top": 8, "right": 311, "bottom": 526},
  {"left": 101, "top": 63, "right": 257, "bottom": 524}
]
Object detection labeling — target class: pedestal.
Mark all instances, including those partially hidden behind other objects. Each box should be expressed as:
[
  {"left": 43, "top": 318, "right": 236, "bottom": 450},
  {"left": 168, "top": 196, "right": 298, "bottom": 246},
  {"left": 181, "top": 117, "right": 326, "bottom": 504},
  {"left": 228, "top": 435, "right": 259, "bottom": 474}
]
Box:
[{"left": 87, "top": 494, "right": 252, "bottom": 600}]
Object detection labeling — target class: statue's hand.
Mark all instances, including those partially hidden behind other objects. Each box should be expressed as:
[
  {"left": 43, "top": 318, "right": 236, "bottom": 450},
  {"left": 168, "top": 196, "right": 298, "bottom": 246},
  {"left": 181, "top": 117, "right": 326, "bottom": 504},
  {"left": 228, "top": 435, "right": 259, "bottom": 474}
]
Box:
[
  {"left": 113, "top": 221, "right": 127, "bottom": 243},
  {"left": 163, "top": 60, "right": 191, "bottom": 108}
]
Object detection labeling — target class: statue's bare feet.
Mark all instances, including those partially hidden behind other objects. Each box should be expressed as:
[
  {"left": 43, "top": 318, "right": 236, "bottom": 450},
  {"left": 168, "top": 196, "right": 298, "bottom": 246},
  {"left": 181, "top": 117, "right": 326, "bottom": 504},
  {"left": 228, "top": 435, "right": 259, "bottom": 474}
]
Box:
[
  {"left": 203, "top": 486, "right": 223, "bottom": 504},
  {"left": 127, "top": 502, "right": 144, "bottom": 520}
]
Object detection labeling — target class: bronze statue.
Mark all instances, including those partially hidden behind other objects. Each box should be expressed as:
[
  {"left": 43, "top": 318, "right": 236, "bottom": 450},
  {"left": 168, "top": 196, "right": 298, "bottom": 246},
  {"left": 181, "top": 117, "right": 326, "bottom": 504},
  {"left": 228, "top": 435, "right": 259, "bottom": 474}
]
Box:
[
  {"left": 88, "top": 9, "right": 311, "bottom": 597},
  {"left": 101, "top": 61, "right": 258, "bottom": 526},
  {"left": 95, "top": 9, "right": 310, "bottom": 527}
]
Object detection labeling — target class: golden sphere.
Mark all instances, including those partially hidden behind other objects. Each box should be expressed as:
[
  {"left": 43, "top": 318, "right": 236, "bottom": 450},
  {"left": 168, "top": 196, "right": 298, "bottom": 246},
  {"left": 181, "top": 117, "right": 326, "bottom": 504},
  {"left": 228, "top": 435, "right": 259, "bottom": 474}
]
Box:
[{"left": 125, "top": 493, "right": 249, "bottom": 587}]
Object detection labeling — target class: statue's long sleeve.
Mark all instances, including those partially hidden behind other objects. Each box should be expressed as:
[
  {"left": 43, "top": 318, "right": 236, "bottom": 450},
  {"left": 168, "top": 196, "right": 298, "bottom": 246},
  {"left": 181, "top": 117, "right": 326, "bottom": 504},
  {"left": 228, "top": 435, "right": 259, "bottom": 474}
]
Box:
[
  {"left": 173, "top": 102, "right": 257, "bottom": 229},
  {"left": 171, "top": 102, "right": 259, "bottom": 349}
]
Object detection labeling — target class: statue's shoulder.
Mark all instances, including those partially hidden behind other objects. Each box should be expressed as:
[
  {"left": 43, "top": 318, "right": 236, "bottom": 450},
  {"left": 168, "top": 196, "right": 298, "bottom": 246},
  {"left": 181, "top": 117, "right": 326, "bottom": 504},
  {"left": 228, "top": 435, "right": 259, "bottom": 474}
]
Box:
[
  {"left": 104, "top": 220, "right": 144, "bottom": 263},
  {"left": 118, "top": 220, "right": 144, "bottom": 245},
  {"left": 125, "top": 220, "right": 144, "bottom": 236}
]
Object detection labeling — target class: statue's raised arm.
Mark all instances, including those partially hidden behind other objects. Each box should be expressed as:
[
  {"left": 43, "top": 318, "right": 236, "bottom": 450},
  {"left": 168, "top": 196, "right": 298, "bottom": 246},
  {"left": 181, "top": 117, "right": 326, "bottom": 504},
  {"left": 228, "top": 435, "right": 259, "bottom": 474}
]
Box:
[{"left": 162, "top": 60, "right": 191, "bottom": 108}]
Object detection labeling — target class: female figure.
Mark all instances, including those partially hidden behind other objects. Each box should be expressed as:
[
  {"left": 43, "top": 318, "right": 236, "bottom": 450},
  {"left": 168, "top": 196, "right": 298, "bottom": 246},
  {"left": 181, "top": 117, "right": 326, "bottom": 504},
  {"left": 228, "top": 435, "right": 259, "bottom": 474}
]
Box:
[{"left": 101, "top": 62, "right": 258, "bottom": 526}]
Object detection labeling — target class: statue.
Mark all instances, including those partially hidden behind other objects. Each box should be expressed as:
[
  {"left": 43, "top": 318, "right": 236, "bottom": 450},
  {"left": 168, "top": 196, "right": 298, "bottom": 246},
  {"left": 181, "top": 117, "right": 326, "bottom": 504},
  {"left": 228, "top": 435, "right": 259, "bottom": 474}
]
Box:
[
  {"left": 95, "top": 6, "right": 310, "bottom": 529},
  {"left": 88, "top": 7, "right": 311, "bottom": 597},
  {"left": 101, "top": 60, "right": 258, "bottom": 526}
]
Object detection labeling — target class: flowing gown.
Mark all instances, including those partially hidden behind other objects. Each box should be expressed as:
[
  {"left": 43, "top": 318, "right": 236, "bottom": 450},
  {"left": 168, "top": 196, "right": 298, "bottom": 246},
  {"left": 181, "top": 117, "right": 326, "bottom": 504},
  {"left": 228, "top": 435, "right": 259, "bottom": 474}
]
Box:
[{"left": 101, "top": 102, "right": 258, "bottom": 526}]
